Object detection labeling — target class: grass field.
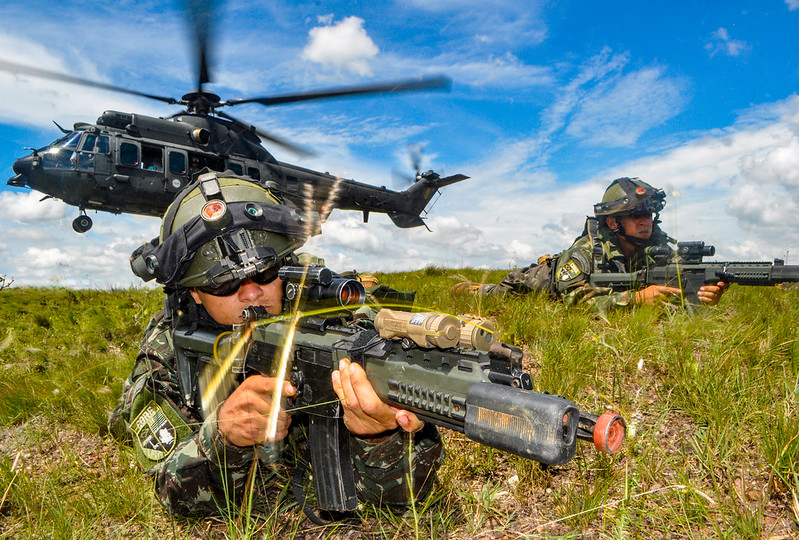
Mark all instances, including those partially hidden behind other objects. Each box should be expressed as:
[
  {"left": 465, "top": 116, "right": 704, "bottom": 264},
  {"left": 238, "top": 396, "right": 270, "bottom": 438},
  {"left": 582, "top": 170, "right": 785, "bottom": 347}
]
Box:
[{"left": 0, "top": 268, "right": 797, "bottom": 539}]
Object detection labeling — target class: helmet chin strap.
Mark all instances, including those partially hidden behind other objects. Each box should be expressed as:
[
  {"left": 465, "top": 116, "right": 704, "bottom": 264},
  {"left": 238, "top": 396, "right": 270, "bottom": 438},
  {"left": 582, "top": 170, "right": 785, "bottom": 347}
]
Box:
[{"left": 613, "top": 212, "right": 661, "bottom": 248}]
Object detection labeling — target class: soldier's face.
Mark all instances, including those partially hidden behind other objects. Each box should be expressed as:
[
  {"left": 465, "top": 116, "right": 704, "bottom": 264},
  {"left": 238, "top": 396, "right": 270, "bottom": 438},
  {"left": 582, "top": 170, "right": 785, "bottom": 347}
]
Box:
[
  {"left": 609, "top": 213, "right": 653, "bottom": 240},
  {"left": 190, "top": 277, "right": 284, "bottom": 326}
]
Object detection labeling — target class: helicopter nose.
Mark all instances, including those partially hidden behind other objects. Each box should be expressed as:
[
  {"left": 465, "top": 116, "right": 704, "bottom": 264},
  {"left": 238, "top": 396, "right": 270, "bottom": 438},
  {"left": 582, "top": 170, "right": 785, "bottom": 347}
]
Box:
[{"left": 8, "top": 155, "right": 35, "bottom": 187}]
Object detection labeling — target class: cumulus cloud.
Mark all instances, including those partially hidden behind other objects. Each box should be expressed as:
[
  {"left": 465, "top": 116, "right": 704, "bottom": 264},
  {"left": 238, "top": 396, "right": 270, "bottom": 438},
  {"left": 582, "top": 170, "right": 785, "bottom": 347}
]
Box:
[
  {"left": 738, "top": 143, "right": 799, "bottom": 186},
  {"left": 705, "top": 28, "right": 750, "bottom": 58},
  {"left": 788, "top": 0, "right": 799, "bottom": 11},
  {"left": 0, "top": 191, "right": 69, "bottom": 221},
  {"left": 311, "top": 213, "right": 385, "bottom": 253},
  {"left": 302, "top": 16, "right": 379, "bottom": 76},
  {"left": 726, "top": 183, "right": 799, "bottom": 228},
  {"left": 0, "top": 211, "right": 158, "bottom": 288}
]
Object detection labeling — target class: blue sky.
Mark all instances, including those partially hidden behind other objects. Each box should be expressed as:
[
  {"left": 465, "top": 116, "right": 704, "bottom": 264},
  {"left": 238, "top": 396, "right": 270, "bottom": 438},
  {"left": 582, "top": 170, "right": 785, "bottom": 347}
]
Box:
[{"left": 2, "top": 0, "right": 799, "bottom": 287}]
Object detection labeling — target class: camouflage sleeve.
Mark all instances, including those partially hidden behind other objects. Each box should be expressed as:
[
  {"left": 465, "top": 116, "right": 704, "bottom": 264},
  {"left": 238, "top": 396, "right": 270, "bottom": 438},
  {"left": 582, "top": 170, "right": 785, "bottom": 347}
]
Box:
[
  {"left": 554, "top": 241, "right": 636, "bottom": 313},
  {"left": 351, "top": 423, "right": 444, "bottom": 506},
  {"left": 157, "top": 406, "right": 258, "bottom": 517},
  {"left": 559, "top": 283, "right": 636, "bottom": 313},
  {"left": 109, "top": 318, "right": 260, "bottom": 517}
]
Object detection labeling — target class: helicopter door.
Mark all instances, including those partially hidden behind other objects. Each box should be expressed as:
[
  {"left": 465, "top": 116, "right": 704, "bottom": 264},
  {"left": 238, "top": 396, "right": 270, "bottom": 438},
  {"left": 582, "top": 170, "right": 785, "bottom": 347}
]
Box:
[
  {"left": 116, "top": 140, "right": 161, "bottom": 192},
  {"left": 166, "top": 149, "right": 189, "bottom": 192},
  {"left": 139, "top": 143, "right": 164, "bottom": 192},
  {"left": 76, "top": 133, "right": 112, "bottom": 177}
]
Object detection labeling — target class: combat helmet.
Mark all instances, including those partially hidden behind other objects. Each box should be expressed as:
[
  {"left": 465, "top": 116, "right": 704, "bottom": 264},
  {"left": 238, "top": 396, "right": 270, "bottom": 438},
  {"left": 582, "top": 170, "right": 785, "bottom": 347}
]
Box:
[
  {"left": 130, "top": 171, "right": 310, "bottom": 290},
  {"left": 593, "top": 177, "right": 666, "bottom": 218}
]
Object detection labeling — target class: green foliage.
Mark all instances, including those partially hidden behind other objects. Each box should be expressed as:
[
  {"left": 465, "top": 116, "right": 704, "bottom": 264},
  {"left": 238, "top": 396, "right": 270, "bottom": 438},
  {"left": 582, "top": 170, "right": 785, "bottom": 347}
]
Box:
[{"left": 1, "top": 279, "right": 798, "bottom": 538}]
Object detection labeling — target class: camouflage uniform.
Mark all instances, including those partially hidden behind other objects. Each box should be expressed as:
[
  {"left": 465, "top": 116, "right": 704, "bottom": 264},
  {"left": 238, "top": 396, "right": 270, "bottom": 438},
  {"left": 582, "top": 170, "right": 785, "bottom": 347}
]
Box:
[
  {"left": 459, "top": 178, "right": 675, "bottom": 312},
  {"left": 109, "top": 307, "right": 443, "bottom": 518},
  {"left": 477, "top": 257, "right": 554, "bottom": 297},
  {"left": 553, "top": 217, "right": 674, "bottom": 312}
]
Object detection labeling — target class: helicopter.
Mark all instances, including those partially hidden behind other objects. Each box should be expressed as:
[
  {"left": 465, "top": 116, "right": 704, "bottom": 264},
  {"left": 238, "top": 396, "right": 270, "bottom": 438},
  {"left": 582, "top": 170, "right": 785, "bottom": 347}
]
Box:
[{"left": 2, "top": 3, "right": 467, "bottom": 233}]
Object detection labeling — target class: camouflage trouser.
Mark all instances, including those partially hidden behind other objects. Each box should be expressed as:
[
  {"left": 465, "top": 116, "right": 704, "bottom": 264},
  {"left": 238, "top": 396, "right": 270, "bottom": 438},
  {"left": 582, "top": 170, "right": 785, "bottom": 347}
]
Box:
[{"left": 479, "top": 263, "right": 553, "bottom": 297}]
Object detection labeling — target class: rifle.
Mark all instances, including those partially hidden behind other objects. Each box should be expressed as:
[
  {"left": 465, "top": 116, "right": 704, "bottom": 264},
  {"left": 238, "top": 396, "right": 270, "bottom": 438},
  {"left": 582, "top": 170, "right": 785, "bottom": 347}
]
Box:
[
  {"left": 589, "top": 241, "right": 799, "bottom": 310},
  {"left": 173, "top": 266, "right": 626, "bottom": 513}
]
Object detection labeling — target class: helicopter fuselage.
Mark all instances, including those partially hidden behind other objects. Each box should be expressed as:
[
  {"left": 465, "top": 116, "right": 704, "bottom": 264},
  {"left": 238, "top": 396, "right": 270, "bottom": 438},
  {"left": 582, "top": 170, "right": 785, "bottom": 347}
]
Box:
[
  {"left": 8, "top": 110, "right": 467, "bottom": 232},
  {"left": 10, "top": 111, "right": 282, "bottom": 216}
]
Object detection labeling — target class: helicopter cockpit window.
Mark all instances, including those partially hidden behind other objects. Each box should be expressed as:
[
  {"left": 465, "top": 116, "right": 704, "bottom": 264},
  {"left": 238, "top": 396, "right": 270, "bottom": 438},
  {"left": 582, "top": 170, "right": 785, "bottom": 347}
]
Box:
[
  {"left": 120, "top": 142, "right": 139, "bottom": 167},
  {"left": 42, "top": 131, "right": 82, "bottom": 169},
  {"left": 141, "top": 145, "right": 163, "bottom": 172},
  {"left": 169, "top": 151, "right": 186, "bottom": 175},
  {"left": 60, "top": 132, "right": 82, "bottom": 150}
]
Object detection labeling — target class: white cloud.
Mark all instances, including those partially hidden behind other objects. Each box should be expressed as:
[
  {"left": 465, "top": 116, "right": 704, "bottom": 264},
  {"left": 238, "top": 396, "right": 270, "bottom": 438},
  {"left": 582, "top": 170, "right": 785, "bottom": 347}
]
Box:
[
  {"left": 727, "top": 183, "right": 799, "bottom": 227},
  {"left": 566, "top": 67, "right": 688, "bottom": 147},
  {"left": 738, "top": 143, "right": 799, "bottom": 186},
  {"left": 302, "top": 17, "right": 379, "bottom": 76},
  {"left": 533, "top": 48, "right": 689, "bottom": 149},
  {"left": 705, "top": 28, "right": 750, "bottom": 58},
  {"left": 21, "top": 246, "right": 70, "bottom": 268},
  {"left": 309, "top": 213, "right": 385, "bottom": 253},
  {"left": 0, "top": 210, "right": 159, "bottom": 288},
  {"left": 787, "top": 0, "right": 799, "bottom": 11},
  {"left": 402, "top": 0, "right": 548, "bottom": 48},
  {"left": 0, "top": 191, "right": 69, "bottom": 221},
  {"left": 442, "top": 52, "right": 554, "bottom": 89}
]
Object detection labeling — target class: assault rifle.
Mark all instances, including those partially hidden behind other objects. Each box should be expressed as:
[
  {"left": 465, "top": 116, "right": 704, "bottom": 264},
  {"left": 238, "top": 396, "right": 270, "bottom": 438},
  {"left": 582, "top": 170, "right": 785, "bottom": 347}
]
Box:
[
  {"left": 173, "top": 266, "right": 626, "bottom": 513},
  {"left": 590, "top": 241, "right": 799, "bottom": 310}
]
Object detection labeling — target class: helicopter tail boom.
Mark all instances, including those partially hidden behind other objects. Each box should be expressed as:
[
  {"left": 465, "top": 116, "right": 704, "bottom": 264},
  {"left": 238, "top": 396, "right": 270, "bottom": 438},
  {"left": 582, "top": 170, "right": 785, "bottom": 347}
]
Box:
[
  {"left": 389, "top": 171, "right": 469, "bottom": 228},
  {"left": 273, "top": 162, "right": 468, "bottom": 228}
]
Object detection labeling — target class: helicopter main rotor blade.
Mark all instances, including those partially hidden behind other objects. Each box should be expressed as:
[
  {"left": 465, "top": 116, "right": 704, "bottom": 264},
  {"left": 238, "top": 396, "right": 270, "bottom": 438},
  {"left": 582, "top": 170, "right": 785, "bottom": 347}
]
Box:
[
  {"left": 0, "top": 59, "right": 179, "bottom": 105},
  {"left": 185, "top": 0, "right": 216, "bottom": 89},
  {"left": 216, "top": 110, "right": 315, "bottom": 157},
  {"left": 221, "top": 75, "right": 452, "bottom": 108}
]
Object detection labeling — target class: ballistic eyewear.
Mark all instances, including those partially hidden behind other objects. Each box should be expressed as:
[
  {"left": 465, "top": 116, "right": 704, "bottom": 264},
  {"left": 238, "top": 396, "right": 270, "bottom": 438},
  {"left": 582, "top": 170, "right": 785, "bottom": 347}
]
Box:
[{"left": 198, "top": 265, "right": 282, "bottom": 296}]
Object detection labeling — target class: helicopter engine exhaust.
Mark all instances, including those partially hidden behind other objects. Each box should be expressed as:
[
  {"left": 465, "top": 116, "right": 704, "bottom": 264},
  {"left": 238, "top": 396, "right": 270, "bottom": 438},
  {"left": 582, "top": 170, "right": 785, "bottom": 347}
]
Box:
[{"left": 192, "top": 128, "right": 211, "bottom": 145}]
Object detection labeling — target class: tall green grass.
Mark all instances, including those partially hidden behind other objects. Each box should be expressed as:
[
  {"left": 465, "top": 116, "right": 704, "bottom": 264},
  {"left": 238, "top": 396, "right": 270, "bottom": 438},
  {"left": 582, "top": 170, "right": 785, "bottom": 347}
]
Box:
[{"left": 0, "top": 277, "right": 797, "bottom": 538}]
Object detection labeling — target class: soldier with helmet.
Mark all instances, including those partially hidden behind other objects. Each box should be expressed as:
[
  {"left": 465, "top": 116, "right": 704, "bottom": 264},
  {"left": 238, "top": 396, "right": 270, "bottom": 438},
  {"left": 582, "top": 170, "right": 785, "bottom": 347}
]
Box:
[
  {"left": 455, "top": 177, "right": 727, "bottom": 312},
  {"left": 109, "top": 171, "right": 443, "bottom": 518}
]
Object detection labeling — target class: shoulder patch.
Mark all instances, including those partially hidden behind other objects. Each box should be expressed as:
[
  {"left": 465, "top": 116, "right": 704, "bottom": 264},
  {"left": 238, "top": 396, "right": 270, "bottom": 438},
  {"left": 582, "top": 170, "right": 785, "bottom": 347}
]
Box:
[
  {"left": 558, "top": 259, "right": 583, "bottom": 282},
  {"left": 132, "top": 400, "right": 178, "bottom": 461}
]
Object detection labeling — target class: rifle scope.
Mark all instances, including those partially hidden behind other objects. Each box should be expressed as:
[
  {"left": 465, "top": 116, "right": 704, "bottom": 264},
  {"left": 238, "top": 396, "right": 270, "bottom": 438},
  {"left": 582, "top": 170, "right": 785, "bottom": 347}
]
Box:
[
  {"left": 677, "top": 241, "right": 715, "bottom": 262},
  {"left": 279, "top": 265, "right": 366, "bottom": 309}
]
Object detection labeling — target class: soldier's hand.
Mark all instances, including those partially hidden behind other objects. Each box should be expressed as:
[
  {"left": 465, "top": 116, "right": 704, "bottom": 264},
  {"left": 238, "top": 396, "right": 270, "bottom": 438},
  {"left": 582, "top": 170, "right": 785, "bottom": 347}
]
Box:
[
  {"left": 332, "top": 358, "right": 425, "bottom": 437},
  {"left": 635, "top": 284, "right": 682, "bottom": 305},
  {"left": 218, "top": 375, "right": 295, "bottom": 447},
  {"left": 697, "top": 281, "right": 729, "bottom": 306}
]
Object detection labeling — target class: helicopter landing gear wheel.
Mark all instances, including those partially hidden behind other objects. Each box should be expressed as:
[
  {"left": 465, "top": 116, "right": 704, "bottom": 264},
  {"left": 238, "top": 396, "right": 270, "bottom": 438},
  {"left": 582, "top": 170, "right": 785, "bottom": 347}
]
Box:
[
  {"left": 72, "top": 214, "right": 93, "bottom": 233},
  {"left": 593, "top": 412, "right": 626, "bottom": 454}
]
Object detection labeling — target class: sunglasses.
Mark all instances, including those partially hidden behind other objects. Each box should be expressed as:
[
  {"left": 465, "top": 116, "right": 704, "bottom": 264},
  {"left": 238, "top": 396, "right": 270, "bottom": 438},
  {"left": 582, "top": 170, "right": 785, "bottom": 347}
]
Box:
[{"left": 198, "top": 265, "right": 282, "bottom": 296}]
